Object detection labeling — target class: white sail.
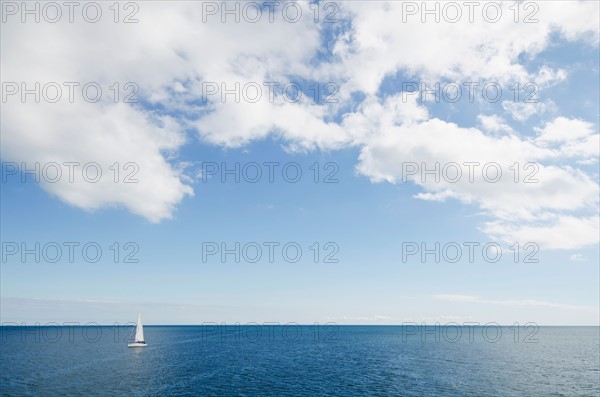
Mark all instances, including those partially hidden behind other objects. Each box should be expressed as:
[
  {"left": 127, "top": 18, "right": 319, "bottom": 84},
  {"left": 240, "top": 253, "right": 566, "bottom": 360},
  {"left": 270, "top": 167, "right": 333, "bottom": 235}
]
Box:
[
  {"left": 134, "top": 312, "right": 145, "bottom": 342},
  {"left": 128, "top": 312, "right": 147, "bottom": 347}
]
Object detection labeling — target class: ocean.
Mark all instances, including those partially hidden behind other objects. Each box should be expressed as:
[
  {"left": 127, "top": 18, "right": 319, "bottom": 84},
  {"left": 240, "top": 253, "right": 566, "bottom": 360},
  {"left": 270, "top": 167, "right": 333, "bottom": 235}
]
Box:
[{"left": 1, "top": 325, "right": 599, "bottom": 396}]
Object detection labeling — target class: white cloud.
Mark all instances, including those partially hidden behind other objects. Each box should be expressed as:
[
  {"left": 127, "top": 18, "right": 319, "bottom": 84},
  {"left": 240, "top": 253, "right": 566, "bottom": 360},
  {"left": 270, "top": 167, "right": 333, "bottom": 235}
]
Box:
[
  {"left": 1, "top": 99, "right": 193, "bottom": 222},
  {"left": 569, "top": 253, "right": 587, "bottom": 262},
  {"left": 191, "top": 97, "right": 349, "bottom": 151},
  {"left": 502, "top": 100, "right": 557, "bottom": 121},
  {"left": 2, "top": 0, "right": 598, "bottom": 244},
  {"left": 536, "top": 117, "right": 597, "bottom": 143},
  {"left": 478, "top": 114, "right": 514, "bottom": 135},
  {"left": 481, "top": 215, "right": 600, "bottom": 250},
  {"left": 536, "top": 117, "right": 600, "bottom": 164},
  {"left": 352, "top": 95, "right": 599, "bottom": 248},
  {"left": 357, "top": 99, "right": 595, "bottom": 189},
  {"left": 534, "top": 66, "right": 568, "bottom": 87},
  {"left": 1, "top": 2, "right": 324, "bottom": 221},
  {"left": 434, "top": 294, "right": 599, "bottom": 313},
  {"left": 317, "top": 1, "right": 598, "bottom": 97},
  {"left": 339, "top": 315, "right": 392, "bottom": 322},
  {"left": 535, "top": 117, "right": 600, "bottom": 164}
]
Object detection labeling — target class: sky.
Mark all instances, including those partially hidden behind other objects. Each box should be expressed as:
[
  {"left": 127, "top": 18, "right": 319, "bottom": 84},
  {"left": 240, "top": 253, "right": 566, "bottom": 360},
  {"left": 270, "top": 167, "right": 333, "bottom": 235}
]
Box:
[{"left": 1, "top": 0, "right": 599, "bottom": 325}]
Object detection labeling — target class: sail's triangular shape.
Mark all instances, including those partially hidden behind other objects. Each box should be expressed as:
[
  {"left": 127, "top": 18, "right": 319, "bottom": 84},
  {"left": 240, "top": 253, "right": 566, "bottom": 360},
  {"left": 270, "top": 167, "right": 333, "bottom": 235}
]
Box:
[
  {"left": 134, "top": 312, "right": 144, "bottom": 342},
  {"left": 128, "top": 312, "right": 147, "bottom": 347}
]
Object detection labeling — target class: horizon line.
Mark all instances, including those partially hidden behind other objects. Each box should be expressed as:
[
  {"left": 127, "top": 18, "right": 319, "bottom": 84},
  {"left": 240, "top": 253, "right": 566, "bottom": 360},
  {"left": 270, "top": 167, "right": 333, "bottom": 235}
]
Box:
[{"left": 1, "top": 324, "right": 599, "bottom": 327}]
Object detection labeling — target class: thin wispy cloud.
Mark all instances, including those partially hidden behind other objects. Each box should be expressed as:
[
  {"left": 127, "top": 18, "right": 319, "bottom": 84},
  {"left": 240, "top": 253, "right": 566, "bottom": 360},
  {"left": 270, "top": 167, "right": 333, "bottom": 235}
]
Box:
[{"left": 434, "top": 294, "right": 599, "bottom": 313}]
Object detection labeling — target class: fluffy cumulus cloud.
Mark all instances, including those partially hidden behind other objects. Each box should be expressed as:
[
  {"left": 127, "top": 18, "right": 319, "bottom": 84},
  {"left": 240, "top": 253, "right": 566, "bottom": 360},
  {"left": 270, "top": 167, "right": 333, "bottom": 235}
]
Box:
[
  {"left": 2, "top": 1, "right": 324, "bottom": 221},
  {"left": 535, "top": 117, "right": 600, "bottom": 163},
  {"left": 316, "top": 0, "right": 598, "bottom": 94},
  {"left": 351, "top": 94, "right": 599, "bottom": 248},
  {"left": 2, "top": 100, "right": 192, "bottom": 222},
  {"left": 2, "top": 1, "right": 598, "bottom": 246}
]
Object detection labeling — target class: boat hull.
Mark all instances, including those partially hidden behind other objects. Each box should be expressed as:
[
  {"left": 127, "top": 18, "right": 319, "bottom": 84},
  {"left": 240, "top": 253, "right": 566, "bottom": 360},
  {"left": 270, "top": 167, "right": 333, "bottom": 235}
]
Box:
[{"left": 128, "top": 342, "right": 147, "bottom": 348}]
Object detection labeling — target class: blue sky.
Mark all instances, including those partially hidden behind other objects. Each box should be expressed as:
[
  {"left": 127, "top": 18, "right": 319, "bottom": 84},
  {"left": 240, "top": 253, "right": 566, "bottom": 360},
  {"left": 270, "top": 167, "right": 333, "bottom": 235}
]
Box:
[{"left": 1, "top": 1, "right": 599, "bottom": 325}]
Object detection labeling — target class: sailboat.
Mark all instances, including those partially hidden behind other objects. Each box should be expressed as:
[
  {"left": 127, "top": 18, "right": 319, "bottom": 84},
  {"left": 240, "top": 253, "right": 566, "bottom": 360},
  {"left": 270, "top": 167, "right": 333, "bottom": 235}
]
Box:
[{"left": 128, "top": 312, "right": 147, "bottom": 347}]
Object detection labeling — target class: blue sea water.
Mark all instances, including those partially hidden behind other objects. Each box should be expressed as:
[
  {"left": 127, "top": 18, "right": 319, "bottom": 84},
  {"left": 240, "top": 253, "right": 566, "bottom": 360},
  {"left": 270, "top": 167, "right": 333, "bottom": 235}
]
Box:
[{"left": 1, "top": 325, "right": 599, "bottom": 396}]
